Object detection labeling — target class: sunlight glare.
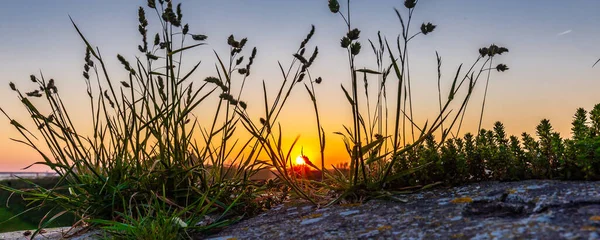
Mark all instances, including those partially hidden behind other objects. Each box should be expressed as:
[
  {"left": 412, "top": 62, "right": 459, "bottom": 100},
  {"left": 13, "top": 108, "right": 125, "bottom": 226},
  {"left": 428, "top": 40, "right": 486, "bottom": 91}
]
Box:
[{"left": 295, "top": 155, "right": 306, "bottom": 165}]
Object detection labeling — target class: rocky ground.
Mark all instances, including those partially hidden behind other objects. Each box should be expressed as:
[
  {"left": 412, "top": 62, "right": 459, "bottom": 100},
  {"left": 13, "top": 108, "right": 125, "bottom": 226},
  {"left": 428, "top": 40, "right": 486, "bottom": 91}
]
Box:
[
  {"left": 205, "top": 180, "right": 600, "bottom": 240},
  {"left": 3, "top": 180, "right": 600, "bottom": 239}
]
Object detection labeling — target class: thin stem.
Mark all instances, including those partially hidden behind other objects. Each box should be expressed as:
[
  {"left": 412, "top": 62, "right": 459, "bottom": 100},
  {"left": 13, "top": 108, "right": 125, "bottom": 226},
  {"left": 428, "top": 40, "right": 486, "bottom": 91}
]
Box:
[{"left": 478, "top": 57, "right": 494, "bottom": 133}]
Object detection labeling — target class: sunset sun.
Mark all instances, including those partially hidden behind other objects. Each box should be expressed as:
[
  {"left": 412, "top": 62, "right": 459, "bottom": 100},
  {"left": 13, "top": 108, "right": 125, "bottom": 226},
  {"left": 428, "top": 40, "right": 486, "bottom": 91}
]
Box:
[{"left": 295, "top": 155, "right": 306, "bottom": 165}]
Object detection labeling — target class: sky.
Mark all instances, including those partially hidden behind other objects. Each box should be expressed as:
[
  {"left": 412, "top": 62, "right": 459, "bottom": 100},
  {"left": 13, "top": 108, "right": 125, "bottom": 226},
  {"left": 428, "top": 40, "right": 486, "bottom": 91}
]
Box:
[{"left": 1, "top": 0, "right": 600, "bottom": 172}]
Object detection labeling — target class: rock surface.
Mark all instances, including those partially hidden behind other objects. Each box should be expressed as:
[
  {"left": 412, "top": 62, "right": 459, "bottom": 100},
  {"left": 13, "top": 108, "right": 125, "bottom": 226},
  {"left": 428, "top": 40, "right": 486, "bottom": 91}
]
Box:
[
  {"left": 205, "top": 180, "right": 600, "bottom": 240},
  {"left": 0, "top": 227, "right": 105, "bottom": 240}
]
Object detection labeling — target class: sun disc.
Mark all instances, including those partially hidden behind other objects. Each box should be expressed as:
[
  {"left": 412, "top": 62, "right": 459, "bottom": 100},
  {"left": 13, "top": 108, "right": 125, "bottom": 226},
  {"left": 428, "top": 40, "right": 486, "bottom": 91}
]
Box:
[{"left": 295, "top": 155, "right": 306, "bottom": 165}]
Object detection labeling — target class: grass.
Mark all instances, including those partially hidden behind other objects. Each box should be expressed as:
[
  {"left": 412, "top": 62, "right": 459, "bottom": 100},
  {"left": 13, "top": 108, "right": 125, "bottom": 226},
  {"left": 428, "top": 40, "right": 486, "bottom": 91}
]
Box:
[
  {"left": 0, "top": 0, "right": 598, "bottom": 239},
  {"left": 0, "top": 208, "right": 36, "bottom": 232},
  {"left": 0, "top": 178, "right": 76, "bottom": 232}
]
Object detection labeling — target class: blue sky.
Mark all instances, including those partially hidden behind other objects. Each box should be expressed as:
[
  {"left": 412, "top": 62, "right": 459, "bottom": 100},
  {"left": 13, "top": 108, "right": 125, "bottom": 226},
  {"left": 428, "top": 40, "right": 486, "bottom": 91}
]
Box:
[{"left": 1, "top": 0, "right": 600, "bottom": 171}]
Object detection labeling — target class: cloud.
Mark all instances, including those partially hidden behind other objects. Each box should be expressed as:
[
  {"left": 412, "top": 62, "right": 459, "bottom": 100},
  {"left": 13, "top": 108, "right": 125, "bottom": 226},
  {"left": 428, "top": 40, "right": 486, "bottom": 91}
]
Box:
[{"left": 557, "top": 30, "right": 572, "bottom": 36}]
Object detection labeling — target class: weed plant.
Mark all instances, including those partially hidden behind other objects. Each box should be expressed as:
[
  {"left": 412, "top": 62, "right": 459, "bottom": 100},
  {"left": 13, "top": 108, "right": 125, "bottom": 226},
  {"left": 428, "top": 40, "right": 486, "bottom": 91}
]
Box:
[
  {"left": 0, "top": 0, "right": 309, "bottom": 237},
  {"left": 320, "top": 0, "right": 510, "bottom": 202},
  {"left": 391, "top": 103, "right": 600, "bottom": 187}
]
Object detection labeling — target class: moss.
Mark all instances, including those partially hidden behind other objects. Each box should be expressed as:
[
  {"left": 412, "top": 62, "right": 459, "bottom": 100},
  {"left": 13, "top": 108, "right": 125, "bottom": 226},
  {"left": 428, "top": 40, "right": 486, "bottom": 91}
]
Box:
[{"left": 451, "top": 197, "right": 473, "bottom": 204}]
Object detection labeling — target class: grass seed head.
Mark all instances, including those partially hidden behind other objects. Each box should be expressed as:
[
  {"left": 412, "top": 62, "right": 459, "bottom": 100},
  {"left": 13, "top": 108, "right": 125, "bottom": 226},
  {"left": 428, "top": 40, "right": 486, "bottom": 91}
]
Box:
[
  {"left": 147, "top": 0, "right": 156, "bottom": 9},
  {"left": 347, "top": 28, "right": 361, "bottom": 41},
  {"left": 496, "top": 64, "right": 509, "bottom": 72},
  {"left": 350, "top": 42, "right": 361, "bottom": 55},
  {"left": 146, "top": 53, "right": 159, "bottom": 60},
  {"left": 420, "top": 22, "right": 436, "bottom": 35},
  {"left": 191, "top": 34, "right": 208, "bottom": 41},
  {"left": 293, "top": 54, "right": 308, "bottom": 65},
  {"left": 26, "top": 90, "right": 42, "bottom": 97},
  {"left": 297, "top": 73, "right": 306, "bottom": 82},
  {"left": 328, "top": 0, "right": 340, "bottom": 13},
  {"left": 176, "top": 3, "right": 182, "bottom": 23},
  {"left": 300, "top": 25, "right": 315, "bottom": 49},
  {"left": 308, "top": 46, "right": 319, "bottom": 66},
  {"left": 239, "top": 38, "right": 248, "bottom": 49},
  {"left": 236, "top": 56, "right": 244, "bottom": 66},
  {"left": 478, "top": 47, "right": 488, "bottom": 57},
  {"left": 227, "top": 35, "right": 239, "bottom": 48},
  {"left": 487, "top": 44, "right": 499, "bottom": 56},
  {"left": 154, "top": 33, "right": 160, "bottom": 45},
  {"left": 341, "top": 37, "right": 351, "bottom": 48},
  {"left": 404, "top": 0, "right": 417, "bottom": 9},
  {"left": 183, "top": 24, "right": 189, "bottom": 35},
  {"left": 9, "top": 82, "right": 16, "bottom": 91},
  {"left": 47, "top": 79, "right": 57, "bottom": 93}
]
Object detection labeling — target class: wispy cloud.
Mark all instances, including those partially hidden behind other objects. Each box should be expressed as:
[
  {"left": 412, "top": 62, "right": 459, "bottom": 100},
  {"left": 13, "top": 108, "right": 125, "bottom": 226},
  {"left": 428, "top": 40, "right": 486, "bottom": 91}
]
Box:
[{"left": 557, "top": 30, "right": 572, "bottom": 36}]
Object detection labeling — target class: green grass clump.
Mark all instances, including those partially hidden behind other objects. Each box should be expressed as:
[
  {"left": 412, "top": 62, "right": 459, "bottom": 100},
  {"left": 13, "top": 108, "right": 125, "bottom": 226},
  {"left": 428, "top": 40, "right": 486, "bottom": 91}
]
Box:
[
  {"left": 0, "top": 208, "right": 35, "bottom": 232},
  {"left": 0, "top": 178, "right": 76, "bottom": 232},
  {"left": 315, "top": 0, "right": 510, "bottom": 203},
  {"left": 1, "top": 0, "right": 302, "bottom": 238}
]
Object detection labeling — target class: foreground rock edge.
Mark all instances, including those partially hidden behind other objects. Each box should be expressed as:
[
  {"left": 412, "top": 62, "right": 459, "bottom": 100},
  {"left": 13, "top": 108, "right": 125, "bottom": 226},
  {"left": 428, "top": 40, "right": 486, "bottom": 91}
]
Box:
[{"left": 3, "top": 180, "right": 600, "bottom": 239}]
